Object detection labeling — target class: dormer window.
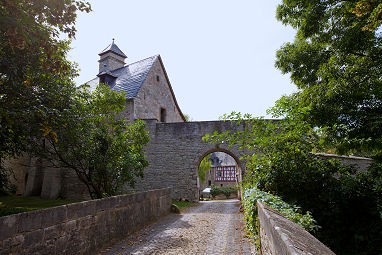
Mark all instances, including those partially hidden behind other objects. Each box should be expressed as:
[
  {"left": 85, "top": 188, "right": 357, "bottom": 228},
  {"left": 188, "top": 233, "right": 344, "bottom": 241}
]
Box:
[{"left": 97, "top": 71, "right": 117, "bottom": 86}]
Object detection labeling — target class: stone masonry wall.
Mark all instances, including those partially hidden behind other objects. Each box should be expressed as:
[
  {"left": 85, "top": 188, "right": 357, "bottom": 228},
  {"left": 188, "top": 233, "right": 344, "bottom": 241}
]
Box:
[
  {"left": 316, "top": 153, "right": 373, "bottom": 171},
  {"left": 134, "top": 120, "right": 247, "bottom": 201},
  {"left": 134, "top": 58, "right": 184, "bottom": 123},
  {"left": 257, "top": 202, "right": 335, "bottom": 255},
  {"left": 0, "top": 188, "right": 171, "bottom": 255},
  {"left": 6, "top": 119, "right": 375, "bottom": 202}
]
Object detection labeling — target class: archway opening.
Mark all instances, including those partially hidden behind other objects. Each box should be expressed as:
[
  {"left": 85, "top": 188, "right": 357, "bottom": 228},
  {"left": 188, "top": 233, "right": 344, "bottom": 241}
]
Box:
[{"left": 197, "top": 150, "right": 241, "bottom": 200}]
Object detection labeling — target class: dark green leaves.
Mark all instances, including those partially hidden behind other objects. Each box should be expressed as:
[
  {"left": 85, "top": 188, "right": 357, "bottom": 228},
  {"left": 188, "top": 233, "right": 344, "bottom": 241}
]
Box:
[
  {"left": 43, "top": 84, "right": 150, "bottom": 199},
  {"left": 276, "top": 0, "right": 382, "bottom": 156}
]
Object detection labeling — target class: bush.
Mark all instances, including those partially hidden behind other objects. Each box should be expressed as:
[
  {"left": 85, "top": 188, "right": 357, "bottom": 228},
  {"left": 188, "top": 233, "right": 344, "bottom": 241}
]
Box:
[
  {"left": 210, "top": 186, "right": 237, "bottom": 199},
  {"left": 256, "top": 157, "right": 382, "bottom": 255},
  {"left": 242, "top": 187, "right": 318, "bottom": 238}
]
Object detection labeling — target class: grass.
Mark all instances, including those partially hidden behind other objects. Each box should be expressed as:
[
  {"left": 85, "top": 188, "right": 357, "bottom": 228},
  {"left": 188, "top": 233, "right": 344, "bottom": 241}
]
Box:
[
  {"left": 172, "top": 200, "right": 195, "bottom": 210},
  {"left": 0, "top": 195, "right": 77, "bottom": 217}
]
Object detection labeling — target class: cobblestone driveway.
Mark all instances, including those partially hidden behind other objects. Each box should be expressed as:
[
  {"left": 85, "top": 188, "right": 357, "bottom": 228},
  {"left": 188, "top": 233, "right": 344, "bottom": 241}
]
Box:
[{"left": 99, "top": 199, "right": 256, "bottom": 255}]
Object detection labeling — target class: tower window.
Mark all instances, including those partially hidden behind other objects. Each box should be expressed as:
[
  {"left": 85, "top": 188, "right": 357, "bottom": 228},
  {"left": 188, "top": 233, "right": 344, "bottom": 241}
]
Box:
[{"left": 160, "top": 108, "right": 166, "bottom": 122}]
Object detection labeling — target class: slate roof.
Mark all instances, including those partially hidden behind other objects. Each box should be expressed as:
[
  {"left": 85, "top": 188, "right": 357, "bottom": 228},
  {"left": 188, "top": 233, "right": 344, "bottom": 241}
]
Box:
[
  {"left": 99, "top": 40, "right": 127, "bottom": 58},
  {"left": 87, "top": 55, "right": 158, "bottom": 99}
]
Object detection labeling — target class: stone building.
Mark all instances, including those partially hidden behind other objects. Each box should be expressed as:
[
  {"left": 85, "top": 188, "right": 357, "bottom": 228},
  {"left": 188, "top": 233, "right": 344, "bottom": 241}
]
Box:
[
  {"left": 10, "top": 41, "right": 185, "bottom": 199},
  {"left": 87, "top": 40, "right": 185, "bottom": 123}
]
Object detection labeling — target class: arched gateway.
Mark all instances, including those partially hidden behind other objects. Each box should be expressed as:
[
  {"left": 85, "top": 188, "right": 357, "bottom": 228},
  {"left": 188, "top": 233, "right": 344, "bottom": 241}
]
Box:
[{"left": 135, "top": 119, "right": 246, "bottom": 201}]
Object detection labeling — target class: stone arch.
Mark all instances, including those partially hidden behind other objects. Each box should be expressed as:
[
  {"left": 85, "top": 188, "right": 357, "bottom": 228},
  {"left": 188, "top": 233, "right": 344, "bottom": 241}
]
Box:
[
  {"left": 133, "top": 119, "right": 246, "bottom": 201},
  {"left": 197, "top": 148, "right": 242, "bottom": 169},
  {"left": 197, "top": 147, "right": 244, "bottom": 199}
]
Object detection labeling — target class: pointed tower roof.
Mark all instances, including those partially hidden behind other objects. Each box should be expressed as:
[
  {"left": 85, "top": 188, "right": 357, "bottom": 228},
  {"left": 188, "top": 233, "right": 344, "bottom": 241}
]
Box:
[{"left": 98, "top": 39, "right": 127, "bottom": 58}]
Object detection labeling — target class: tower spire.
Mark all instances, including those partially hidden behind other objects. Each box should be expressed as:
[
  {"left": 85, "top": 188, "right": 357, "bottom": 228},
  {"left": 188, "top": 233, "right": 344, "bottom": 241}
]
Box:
[{"left": 98, "top": 39, "right": 127, "bottom": 74}]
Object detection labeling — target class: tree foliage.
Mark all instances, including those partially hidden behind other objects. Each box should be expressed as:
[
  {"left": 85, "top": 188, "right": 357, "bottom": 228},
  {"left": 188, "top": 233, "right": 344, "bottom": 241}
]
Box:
[
  {"left": 35, "top": 84, "right": 150, "bottom": 199},
  {"left": 0, "top": 0, "right": 91, "bottom": 193},
  {"left": 276, "top": 0, "right": 382, "bottom": 156},
  {"left": 204, "top": 1, "right": 382, "bottom": 254},
  {"left": 272, "top": 3, "right": 382, "bottom": 251},
  {"left": 1, "top": 1, "right": 150, "bottom": 199},
  {"left": 198, "top": 156, "right": 211, "bottom": 183},
  {"left": 204, "top": 112, "right": 382, "bottom": 254}
]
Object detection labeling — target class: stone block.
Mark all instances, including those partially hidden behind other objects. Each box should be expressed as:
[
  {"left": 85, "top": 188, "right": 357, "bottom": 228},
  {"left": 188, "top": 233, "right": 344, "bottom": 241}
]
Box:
[
  {"left": 95, "top": 197, "right": 112, "bottom": 212},
  {"left": 77, "top": 215, "right": 94, "bottom": 230},
  {"left": 135, "top": 192, "right": 145, "bottom": 202},
  {"left": 66, "top": 200, "right": 95, "bottom": 219},
  {"left": 94, "top": 211, "right": 109, "bottom": 228},
  {"left": 18, "top": 211, "right": 43, "bottom": 232},
  {"left": 117, "top": 194, "right": 134, "bottom": 207},
  {"left": 0, "top": 215, "right": 17, "bottom": 240},
  {"left": 22, "top": 229, "right": 43, "bottom": 248},
  {"left": 40, "top": 206, "right": 67, "bottom": 228},
  {"left": 64, "top": 219, "right": 77, "bottom": 233},
  {"left": 55, "top": 235, "right": 69, "bottom": 253},
  {"left": 43, "top": 224, "right": 61, "bottom": 242},
  {"left": 1, "top": 237, "right": 11, "bottom": 250}
]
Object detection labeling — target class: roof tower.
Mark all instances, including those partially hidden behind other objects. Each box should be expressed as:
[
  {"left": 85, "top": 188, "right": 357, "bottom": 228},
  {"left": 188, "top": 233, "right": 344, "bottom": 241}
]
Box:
[{"left": 98, "top": 39, "right": 127, "bottom": 74}]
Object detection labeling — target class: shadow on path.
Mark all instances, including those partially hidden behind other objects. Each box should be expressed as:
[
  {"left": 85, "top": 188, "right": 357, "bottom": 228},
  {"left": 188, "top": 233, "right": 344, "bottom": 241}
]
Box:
[{"left": 98, "top": 199, "right": 256, "bottom": 255}]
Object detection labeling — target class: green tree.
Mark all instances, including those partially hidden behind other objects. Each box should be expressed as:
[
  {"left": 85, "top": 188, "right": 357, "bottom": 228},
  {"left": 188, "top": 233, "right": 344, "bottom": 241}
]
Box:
[
  {"left": 0, "top": 0, "right": 91, "bottom": 192},
  {"left": 1, "top": 1, "right": 150, "bottom": 199},
  {"left": 205, "top": 1, "right": 382, "bottom": 253},
  {"left": 273, "top": 3, "right": 382, "bottom": 251},
  {"left": 37, "top": 84, "right": 150, "bottom": 199},
  {"left": 275, "top": 0, "right": 382, "bottom": 156},
  {"left": 198, "top": 156, "right": 211, "bottom": 184},
  {"left": 204, "top": 111, "right": 382, "bottom": 254}
]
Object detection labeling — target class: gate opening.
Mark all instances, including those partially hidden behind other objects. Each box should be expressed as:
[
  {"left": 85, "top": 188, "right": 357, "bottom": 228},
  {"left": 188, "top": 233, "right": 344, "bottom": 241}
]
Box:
[{"left": 197, "top": 151, "right": 240, "bottom": 200}]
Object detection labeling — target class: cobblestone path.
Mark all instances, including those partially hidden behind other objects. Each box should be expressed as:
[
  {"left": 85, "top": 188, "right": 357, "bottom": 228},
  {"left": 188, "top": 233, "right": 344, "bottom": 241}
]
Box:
[{"left": 99, "top": 199, "right": 256, "bottom": 255}]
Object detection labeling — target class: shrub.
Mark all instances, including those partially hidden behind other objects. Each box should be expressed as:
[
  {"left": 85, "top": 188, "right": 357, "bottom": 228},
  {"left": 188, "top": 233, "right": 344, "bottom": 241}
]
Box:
[
  {"left": 242, "top": 187, "right": 318, "bottom": 238},
  {"left": 210, "top": 185, "right": 237, "bottom": 199}
]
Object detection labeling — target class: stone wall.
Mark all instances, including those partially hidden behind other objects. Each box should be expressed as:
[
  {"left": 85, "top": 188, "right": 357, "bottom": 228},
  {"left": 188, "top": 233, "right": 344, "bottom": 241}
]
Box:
[
  {"left": 7, "top": 118, "right": 375, "bottom": 202},
  {"left": 316, "top": 153, "right": 373, "bottom": 171},
  {"left": 4, "top": 155, "right": 30, "bottom": 196},
  {"left": 55, "top": 120, "right": 246, "bottom": 201},
  {"left": 257, "top": 202, "right": 335, "bottom": 255},
  {"left": 0, "top": 188, "right": 171, "bottom": 255},
  {"left": 135, "top": 120, "right": 247, "bottom": 201},
  {"left": 133, "top": 57, "right": 184, "bottom": 123}
]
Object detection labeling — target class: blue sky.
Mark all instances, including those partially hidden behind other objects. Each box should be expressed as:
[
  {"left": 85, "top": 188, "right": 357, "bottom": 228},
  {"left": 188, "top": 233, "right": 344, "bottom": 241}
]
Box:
[{"left": 69, "top": 0, "right": 297, "bottom": 121}]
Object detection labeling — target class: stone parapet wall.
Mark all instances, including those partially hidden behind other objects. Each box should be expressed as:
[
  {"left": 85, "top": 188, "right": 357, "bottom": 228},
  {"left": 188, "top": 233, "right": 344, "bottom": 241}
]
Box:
[
  {"left": 315, "top": 153, "right": 373, "bottom": 171},
  {"left": 0, "top": 188, "right": 171, "bottom": 255},
  {"left": 257, "top": 202, "right": 335, "bottom": 255}
]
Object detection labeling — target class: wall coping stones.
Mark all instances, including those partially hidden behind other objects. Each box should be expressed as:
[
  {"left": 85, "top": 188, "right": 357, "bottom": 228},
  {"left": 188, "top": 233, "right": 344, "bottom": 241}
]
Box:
[
  {"left": 0, "top": 188, "right": 172, "bottom": 255},
  {"left": 257, "top": 201, "right": 335, "bottom": 255}
]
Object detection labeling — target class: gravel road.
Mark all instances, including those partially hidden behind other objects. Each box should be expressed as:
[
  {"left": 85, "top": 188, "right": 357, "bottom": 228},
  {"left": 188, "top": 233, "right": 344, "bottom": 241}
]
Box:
[{"left": 98, "top": 199, "right": 256, "bottom": 255}]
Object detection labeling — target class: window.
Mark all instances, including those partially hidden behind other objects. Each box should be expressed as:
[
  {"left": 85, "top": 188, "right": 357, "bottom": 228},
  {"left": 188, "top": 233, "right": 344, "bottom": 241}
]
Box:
[
  {"left": 156, "top": 75, "right": 160, "bottom": 82},
  {"left": 160, "top": 108, "right": 166, "bottom": 122}
]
